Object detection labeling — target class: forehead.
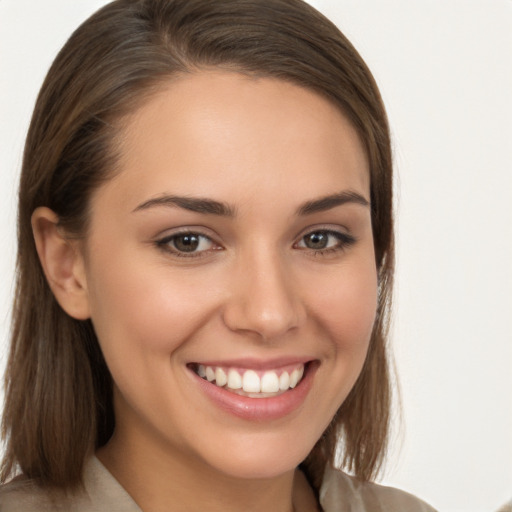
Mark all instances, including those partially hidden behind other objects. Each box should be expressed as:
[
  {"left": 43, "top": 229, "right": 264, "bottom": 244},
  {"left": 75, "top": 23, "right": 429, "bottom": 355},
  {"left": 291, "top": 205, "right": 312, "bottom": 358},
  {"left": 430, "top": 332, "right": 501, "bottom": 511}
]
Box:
[{"left": 98, "top": 71, "right": 370, "bottom": 211}]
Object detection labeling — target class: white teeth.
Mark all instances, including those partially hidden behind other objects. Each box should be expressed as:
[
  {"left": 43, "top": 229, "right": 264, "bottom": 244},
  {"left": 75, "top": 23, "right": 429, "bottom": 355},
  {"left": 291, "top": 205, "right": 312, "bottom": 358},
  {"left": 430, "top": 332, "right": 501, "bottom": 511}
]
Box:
[
  {"left": 289, "top": 369, "right": 299, "bottom": 388},
  {"left": 261, "top": 371, "right": 280, "bottom": 393},
  {"left": 227, "top": 368, "right": 242, "bottom": 389},
  {"left": 242, "top": 370, "right": 261, "bottom": 392},
  {"left": 279, "top": 371, "right": 290, "bottom": 391},
  {"left": 206, "top": 366, "right": 215, "bottom": 382},
  {"left": 215, "top": 367, "right": 227, "bottom": 387},
  {"left": 195, "top": 364, "right": 306, "bottom": 394}
]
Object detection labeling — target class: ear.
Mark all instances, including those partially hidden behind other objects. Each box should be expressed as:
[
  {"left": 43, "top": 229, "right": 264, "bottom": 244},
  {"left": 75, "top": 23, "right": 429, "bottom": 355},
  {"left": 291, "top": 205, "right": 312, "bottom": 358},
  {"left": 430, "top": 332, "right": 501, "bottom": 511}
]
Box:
[{"left": 31, "top": 207, "right": 91, "bottom": 320}]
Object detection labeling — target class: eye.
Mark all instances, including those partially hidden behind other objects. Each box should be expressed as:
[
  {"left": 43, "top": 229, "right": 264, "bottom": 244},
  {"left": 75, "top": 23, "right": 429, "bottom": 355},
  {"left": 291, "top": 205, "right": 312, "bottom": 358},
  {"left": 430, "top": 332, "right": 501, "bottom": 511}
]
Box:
[
  {"left": 296, "top": 229, "right": 355, "bottom": 253},
  {"left": 156, "top": 231, "right": 218, "bottom": 257}
]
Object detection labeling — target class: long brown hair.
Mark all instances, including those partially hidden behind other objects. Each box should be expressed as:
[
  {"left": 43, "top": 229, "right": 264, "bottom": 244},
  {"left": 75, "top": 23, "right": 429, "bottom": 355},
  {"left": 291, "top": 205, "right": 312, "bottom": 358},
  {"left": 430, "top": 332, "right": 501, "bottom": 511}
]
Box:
[{"left": 1, "top": 0, "right": 394, "bottom": 492}]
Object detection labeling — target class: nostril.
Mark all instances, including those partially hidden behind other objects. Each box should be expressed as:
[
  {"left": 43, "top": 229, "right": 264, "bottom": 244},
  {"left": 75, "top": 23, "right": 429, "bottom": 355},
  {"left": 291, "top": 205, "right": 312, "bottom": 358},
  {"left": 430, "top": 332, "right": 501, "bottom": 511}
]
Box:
[
  {"left": 222, "top": 295, "right": 302, "bottom": 340},
  {"left": 221, "top": 258, "right": 305, "bottom": 340}
]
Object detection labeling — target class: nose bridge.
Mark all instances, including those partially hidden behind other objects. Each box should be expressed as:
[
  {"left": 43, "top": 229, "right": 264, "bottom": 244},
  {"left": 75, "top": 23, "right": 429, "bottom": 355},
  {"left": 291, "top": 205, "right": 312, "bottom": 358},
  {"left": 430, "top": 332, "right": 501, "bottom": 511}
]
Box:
[{"left": 223, "top": 242, "right": 302, "bottom": 340}]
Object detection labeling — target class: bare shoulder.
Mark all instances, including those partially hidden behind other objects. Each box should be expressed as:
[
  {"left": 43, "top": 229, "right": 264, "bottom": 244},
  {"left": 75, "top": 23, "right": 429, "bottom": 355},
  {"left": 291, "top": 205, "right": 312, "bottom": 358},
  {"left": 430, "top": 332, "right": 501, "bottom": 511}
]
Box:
[{"left": 319, "top": 467, "right": 438, "bottom": 512}]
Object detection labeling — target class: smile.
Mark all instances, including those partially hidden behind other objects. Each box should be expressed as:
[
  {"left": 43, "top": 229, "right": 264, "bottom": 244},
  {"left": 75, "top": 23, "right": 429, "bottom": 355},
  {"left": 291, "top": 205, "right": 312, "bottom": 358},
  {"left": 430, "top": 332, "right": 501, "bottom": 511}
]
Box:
[
  {"left": 193, "top": 364, "right": 305, "bottom": 397},
  {"left": 188, "top": 360, "right": 317, "bottom": 421}
]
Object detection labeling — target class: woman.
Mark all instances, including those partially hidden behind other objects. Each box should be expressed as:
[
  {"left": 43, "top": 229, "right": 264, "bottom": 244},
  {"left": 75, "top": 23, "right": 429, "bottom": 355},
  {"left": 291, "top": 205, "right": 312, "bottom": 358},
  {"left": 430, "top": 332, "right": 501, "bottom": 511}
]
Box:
[{"left": 0, "top": 0, "right": 436, "bottom": 510}]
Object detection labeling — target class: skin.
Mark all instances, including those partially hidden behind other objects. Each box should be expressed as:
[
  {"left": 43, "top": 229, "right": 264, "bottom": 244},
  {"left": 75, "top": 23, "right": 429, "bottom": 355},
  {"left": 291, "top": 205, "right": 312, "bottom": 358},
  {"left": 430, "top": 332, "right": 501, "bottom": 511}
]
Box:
[{"left": 33, "top": 72, "right": 377, "bottom": 512}]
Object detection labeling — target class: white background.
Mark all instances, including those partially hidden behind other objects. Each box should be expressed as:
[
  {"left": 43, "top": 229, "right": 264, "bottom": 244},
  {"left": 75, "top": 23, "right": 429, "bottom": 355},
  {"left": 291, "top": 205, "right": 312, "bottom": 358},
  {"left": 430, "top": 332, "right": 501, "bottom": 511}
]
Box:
[{"left": 1, "top": 1, "right": 511, "bottom": 511}]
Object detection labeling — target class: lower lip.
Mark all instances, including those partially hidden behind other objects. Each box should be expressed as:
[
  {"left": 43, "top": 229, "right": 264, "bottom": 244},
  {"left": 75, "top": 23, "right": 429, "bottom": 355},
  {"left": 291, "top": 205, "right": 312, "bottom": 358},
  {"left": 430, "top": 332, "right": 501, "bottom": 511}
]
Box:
[{"left": 190, "top": 363, "right": 317, "bottom": 421}]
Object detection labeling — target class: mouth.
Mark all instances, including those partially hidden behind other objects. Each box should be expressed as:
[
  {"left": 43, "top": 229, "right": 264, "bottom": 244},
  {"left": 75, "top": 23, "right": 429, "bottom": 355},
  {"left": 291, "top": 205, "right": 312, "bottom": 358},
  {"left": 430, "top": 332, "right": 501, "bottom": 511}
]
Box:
[
  {"left": 189, "top": 362, "right": 306, "bottom": 398},
  {"left": 187, "top": 359, "right": 317, "bottom": 421}
]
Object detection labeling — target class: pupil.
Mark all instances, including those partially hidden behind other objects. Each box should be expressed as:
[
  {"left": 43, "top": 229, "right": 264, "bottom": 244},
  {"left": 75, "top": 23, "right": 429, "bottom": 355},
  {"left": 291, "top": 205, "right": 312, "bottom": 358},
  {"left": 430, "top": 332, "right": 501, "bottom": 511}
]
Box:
[
  {"left": 306, "top": 232, "right": 327, "bottom": 249},
  {"left": 174, "top": 234, "right": 199, "bottom": 252}
]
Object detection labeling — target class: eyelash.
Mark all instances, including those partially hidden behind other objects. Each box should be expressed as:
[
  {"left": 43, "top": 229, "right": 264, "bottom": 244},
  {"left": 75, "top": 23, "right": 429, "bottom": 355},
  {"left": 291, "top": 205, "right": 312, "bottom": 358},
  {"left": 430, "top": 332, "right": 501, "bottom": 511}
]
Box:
[
  {"left": 294, "top": 230, "right": 356, "bottom": 256},
  {"left": 155, "top": 228, "right": 356, "bottom": 259},
  {"left": 155, "top": 230, "right": 219, "bottom": 258}
]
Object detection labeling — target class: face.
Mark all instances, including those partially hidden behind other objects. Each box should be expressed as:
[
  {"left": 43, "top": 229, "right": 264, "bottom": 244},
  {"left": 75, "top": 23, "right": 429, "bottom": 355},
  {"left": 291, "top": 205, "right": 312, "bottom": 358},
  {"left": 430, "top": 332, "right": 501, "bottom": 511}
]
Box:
[{"left": 82, "top": 72, "right": 377, "bottom": 479}]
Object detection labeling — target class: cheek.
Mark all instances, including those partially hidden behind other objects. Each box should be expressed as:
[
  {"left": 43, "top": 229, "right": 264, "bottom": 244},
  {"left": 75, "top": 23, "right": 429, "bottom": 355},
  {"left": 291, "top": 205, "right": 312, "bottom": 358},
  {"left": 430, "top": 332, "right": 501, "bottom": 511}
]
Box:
[
  {"left": 309, "top": 260, "right": 378, "bottom": 353},
  {"left": 293, "top": 258, "right": 378, "bottom": 441},
  {"left": 85, "top": 251, "right": 220, "bottom": 359}
]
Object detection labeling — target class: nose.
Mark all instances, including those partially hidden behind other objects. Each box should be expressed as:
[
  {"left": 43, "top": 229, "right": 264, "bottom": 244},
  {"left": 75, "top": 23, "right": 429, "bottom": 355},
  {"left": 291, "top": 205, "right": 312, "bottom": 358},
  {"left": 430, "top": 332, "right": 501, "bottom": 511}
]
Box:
[{"left": 222, "top": 248, "right": 304, "bottom": 341}]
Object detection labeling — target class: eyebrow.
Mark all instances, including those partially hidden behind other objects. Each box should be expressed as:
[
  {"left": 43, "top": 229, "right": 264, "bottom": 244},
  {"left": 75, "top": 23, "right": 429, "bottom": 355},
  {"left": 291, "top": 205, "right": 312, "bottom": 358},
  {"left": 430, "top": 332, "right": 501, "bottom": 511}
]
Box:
[
  {"left": 132, "top": 195, "right": 236, "bottom": 216},
  {"left": 296, "top": 190, "right": 370, "bottom": 215},
  {"left": 132, "top": 190, "right": 369, "bottom": 217}
]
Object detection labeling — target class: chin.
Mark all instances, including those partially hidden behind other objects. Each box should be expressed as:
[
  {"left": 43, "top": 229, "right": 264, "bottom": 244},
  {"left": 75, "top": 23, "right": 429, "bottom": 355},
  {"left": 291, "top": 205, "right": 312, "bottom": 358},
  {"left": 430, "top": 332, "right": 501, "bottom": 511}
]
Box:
[{"left": 200, "top": 429, "right": 318, "bottom": 480}]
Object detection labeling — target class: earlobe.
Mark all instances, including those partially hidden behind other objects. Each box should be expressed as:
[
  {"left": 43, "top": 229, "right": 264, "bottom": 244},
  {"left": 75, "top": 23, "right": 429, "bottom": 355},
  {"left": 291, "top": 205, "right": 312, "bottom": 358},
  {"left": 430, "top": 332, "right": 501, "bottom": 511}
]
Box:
[{"left": 31, "top": 207, "right": 91, "bottom": 320}]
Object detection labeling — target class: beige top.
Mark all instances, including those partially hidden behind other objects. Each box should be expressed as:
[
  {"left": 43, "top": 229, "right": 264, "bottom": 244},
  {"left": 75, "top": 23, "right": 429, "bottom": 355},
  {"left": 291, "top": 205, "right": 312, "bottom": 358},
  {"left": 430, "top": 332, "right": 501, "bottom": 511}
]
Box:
[{"left": 0, "top": 456, "right": 437, "bottom": 511}]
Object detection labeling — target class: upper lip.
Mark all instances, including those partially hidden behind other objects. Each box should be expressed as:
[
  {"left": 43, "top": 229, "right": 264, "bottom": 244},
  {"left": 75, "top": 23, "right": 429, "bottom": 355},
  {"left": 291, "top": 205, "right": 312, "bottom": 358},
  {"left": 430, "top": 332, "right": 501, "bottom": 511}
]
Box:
[{"left": 189, "top": 356, "right": 314, "bottom": 371}]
